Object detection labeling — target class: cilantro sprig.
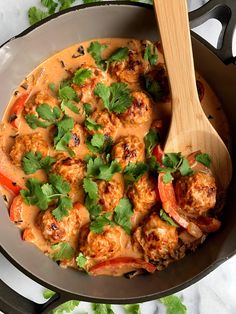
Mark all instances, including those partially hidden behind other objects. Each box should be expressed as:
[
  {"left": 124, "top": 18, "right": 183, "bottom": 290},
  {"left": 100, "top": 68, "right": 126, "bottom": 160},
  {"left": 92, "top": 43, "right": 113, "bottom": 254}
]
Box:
[
  {"left": 144, "top": 43, "right": 158, "bottom": 66},
  {"left": 87, "top": 41, "right": 108, "bottom": 70},
  {"left": 114, "top": 198, "right": 133, "bottom": 234},
  {"left": 86, "top": 134, "right": 113, "bottom": 154},
  {"left": 50, "top": 242, "right": 75, "bottom": 261},
  {"left": 124, "top": 162, "right": 148, "bottom": 186},
  {"left": 144, "top": 128, "right": 160, "bottom": 158},
  {"left": 90, "top": 213, "right": 114, "bottom": 234},
  {"left": 53, "top": 115, "right": 75, "bottom": 156},
  {"left": 76, "top": 252, "right": 87, "bottom": 270},
  {"left": 107, "top": 47, "right": 129, "bottom": 65},
  {"left": 94, "top": 82, "right": 133, "bottom": 114},
  {"left": 58, "top": 86, "right": 80, "bottom": 114},
  {"left": 86, "top": 156, "right": 122, "bottom": 181},
  {"left": 22, "top": 152, "right": 56, "bottom": 175},
  {"left": 72, "top": 68, "right": 92, "bottom": 86},
  {"left": 20, "top": 174, "right": 72, "bottom": 220},
  {"left": 195, "top": 153, "right": 211, "bottom": 167}
]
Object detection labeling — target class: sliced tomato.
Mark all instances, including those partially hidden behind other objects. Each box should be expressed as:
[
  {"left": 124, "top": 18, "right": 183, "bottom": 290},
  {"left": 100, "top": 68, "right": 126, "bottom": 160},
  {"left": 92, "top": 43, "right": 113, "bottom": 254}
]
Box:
[
  {"left": 153, "top": 144, "right": 164, "bottom": 163},
  {"left": 193, "top": 216, "right": 221, "bottom": 233},
  {"left": 9, "top": 195, "right": 24, "bottom": 223},
  {"left": 0, "top": 172, "right": 22, "bottom": 195},
  {"left": 89, "top": 257, "right": 156, "bottom": 276},
  {"left": 9, "top": 92, "right": 30, "bottom": 128}
]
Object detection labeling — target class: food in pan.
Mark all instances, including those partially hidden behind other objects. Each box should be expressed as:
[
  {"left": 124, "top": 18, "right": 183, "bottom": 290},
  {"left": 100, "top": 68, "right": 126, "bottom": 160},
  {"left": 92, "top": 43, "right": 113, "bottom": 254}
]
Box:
[{"left": 0, "top": 38, "right": 229, "bottom": 277}]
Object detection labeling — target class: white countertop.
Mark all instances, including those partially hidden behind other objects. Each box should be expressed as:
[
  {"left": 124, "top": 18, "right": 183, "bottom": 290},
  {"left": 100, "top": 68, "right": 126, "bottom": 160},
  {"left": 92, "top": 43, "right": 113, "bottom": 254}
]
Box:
[{"left": 0, "top": 0, "right": 235, "bottom": 313}]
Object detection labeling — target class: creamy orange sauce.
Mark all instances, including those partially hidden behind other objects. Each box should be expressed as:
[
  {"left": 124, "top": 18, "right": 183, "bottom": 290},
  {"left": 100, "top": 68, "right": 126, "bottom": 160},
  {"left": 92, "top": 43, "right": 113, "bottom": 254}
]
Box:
[{"left": 0, "top": 38, "right": 229, "bottom": 276}]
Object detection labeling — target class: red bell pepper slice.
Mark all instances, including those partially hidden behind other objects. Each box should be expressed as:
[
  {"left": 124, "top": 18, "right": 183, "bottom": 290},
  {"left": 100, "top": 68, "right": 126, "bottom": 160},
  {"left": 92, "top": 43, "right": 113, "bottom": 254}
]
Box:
[
  {"left": 0, "top": 172, "right": 22, "bottom": 195},
  {"left": 9, "top": 92, "right": 30, "bottom": 128},
  {"left": 89, "top": 257, "right": 156, "bottom": 276}
]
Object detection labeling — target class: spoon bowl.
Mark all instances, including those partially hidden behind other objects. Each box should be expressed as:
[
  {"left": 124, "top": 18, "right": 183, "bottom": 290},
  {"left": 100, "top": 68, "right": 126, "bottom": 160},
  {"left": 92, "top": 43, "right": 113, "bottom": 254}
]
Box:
[{"left": 153, "top": 0, "right": 232, "bottom": 190}]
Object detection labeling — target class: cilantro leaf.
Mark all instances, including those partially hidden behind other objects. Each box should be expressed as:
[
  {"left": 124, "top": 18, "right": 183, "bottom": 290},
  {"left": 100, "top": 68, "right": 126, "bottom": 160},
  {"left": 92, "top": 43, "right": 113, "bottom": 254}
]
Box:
[
  {"left": 86, "top": 157, "right": 104, "bottom": 177},
  {"left": 86, "top": 134, "right": 113, "bottom": 154},
  {"left": 85, "top": 195, "right": 101, "bottom": 218},
  {"left": 22, "top": 152, "right": 56, "bottom": 174},
  {"left": 159, "top": 295, "right": 187, "bottom": 314},
  {"left": 76, "top": 252, "right": 87, "bottom": 270},
  {"left": 73, "top": 68, "right": 92, "bottom": 86},
  {"left": 84, "top": 117, "right": 102, "bottom": 131},
  {"left": 107, "top": 47, "right": 129, "bottom": 64},
  {"left": 43, "top": 289, "right": 56, "bottom": 300},
  {"left": 94, "top": 82, "right": 133, "bottom": 114},
  {"left": 162, "top": 172, "right": 174, "bottom": 184},
  {"left": 144, "top": 128, "right": 160, "bottom": 158},
  {"left": 179, "top": 158, "right": 193, "bottom": 176},
  {"left": 92, "top": 304, "right": 114, "bottom": 314},
  {"left": 96, "top": 160, "right": 122, "bottom": 181},
  {"left": 58, "top": 0, "right": 76, "bottom": 11},
  {"left": 48, "top": 83, "right": 56, "bottom": 92},
  {"left": 144, "top": 43, "right": 158, "bottom": 66},
  {"left": 160, "top": 209, "right": 178, "bottom": 227},
  {"left": 37, "top": 104, "right": 62, "bottom": 121},
  {"left": 50, "top": 242, "right": 75, "bottom": 261},
  {"left": 20, "top": 178, "right": 49, "bottom": 210},
  {"left": 28, "top": 7, "right": 49, "bottom": 25},
  {"left": 124, "top": 162, "right": 148, "bottom": 186},
  {"left": 83, "top": 178, "right": 98, "bottom": 200},
  {"left": 114, "top": 198, "right": 133, "bottom": 234},
  {"left": 61, "top": 100, "right": 79, "bottom": 114},
  {"left": 25, "top": 114, "right": 54, "bottom": 129},
  {"left": 195, "top": 153, "right": 211, "bottom": 167},
  {"left": 41, "top": 0, "right": 58, "bottom": 14},
  {"left": 52, "top": 196, "right": 72, "bottom": 221},
  {"left": 90, "top": 213, "right": 113, "bottom": 234},
  {"left": 162, "top": 153, "right": 182, "bottom": 169},
  {"left": 87, "top": 41, "right": 108, "bottom": 70},
  {"left": 54, "top": 115, "right": 75, "bottom": 156},
  {"left": 83, "top": 103, "right": 92, "bottom": 116},
  {"left": 51, "top": 301, "right": 80, "bottom": 314},
  {"left": 123, "top": 304, "right": 141, "bottom": 314},
  {"left": 58, "top": 86, "right": 77, "bottom": 101},
  {"left": 148, "top": 156, "right": 160, "bottom": 172},
  {"left": 91, "top": 133, "right": 105, "bottom": 148},
  {"left": 49, "top": 173, "right": 70, "bottom": 195},
  {"left": 144, "top": 76, "right": 163, "bottom": 102}
]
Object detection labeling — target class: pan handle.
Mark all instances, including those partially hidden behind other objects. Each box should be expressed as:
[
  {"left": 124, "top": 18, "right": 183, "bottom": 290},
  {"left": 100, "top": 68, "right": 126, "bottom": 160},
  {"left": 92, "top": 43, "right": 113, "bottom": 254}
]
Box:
[
  {"left": 189, "top": 0, "right": 236, "bottom": 64},
  {"left": 0, "top": 279, "right": 73, "bottom": 314}
]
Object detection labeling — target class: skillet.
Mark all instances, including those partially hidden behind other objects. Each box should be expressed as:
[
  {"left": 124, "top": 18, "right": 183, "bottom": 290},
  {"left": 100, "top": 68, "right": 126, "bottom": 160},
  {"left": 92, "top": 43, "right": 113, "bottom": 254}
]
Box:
[{"left": 0, "top": 1, "right": 236, "bottom": 313}]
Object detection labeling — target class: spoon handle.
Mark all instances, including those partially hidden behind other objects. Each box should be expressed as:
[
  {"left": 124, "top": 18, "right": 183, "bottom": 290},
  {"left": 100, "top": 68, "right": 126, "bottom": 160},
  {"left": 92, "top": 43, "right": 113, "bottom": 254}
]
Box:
[{"left": 153, "top": 0, "right": 199, "bottom": 107}]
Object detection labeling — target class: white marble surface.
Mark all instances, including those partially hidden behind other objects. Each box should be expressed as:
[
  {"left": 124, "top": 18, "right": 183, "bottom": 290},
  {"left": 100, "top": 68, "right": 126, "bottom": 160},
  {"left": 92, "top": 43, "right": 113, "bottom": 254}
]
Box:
[{"left": 0, "top": 0, "right": 236, "bottom": 313}]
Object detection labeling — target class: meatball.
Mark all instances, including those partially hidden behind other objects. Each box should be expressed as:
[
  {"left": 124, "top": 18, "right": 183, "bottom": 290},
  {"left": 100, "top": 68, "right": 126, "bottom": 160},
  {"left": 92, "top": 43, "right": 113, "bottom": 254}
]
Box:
[
  {"left": 112, "top": 135, "right": 144, "bottom": 169},
  {"left": 79, "top": 225, "right": 126, "bottom": 259},
  {"left": 120, "top": 91, "right": 153, "bottom": 125},
  {"left": 87, "top": 109, "right": 121, "bottom": 139},
  {"left": 52, "top": 156, "right": 85, "bottom": 185},
  {"left": 10, "top": 133, "right": 49, "bottom": 167},
  {"left": 133, "top": 212, "right": 178, "bottom": 261},
  {"left": 174, "top": 172, "right": 217, "bottom": 216},
  {"left": 24, "top": 91, "right": 58, "bottom": 115},
  {"left": 97, "top": 179, "right": 123, "bottom": 212},
  {"left": 108, "top": 43, "right": 149, "bottom": 84},
  {"left": 72, "top": 65, "right": 106, "bottom": 103},
  {"left": 128, "top": 174, "right": 157, "bottom": 213},
  {"left": 37, "top": 206, "right": 81, "bottom": 244},
  {"left": 68, "top": 123, "right": 86, "bottom": 151}
]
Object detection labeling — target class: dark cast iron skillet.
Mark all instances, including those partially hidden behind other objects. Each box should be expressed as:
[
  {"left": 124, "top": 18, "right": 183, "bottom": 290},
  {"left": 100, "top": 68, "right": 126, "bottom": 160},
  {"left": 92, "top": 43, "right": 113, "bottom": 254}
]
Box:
[{"left": 0, "top": 1, "right": 236, "bottom": 313}]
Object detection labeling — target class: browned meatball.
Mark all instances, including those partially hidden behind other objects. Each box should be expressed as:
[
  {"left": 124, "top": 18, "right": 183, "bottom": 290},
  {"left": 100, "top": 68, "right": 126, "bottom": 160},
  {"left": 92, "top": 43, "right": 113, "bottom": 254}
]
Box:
[
  {"left": 108, "top": 41, "right": 149, "bottom": 84},
  {"left": 112, "top": 135, "right": 144, "bottom": 169},
  {"left": 10, "top": 133, "right": 49, "bottom": 167},
  {"left": 119, "top": 91, "right": 153, "bottom": 125},
  {"left": 174, "top": 172, "right": 217, "bottom": 216},
  {"left": 37, "top": 205, "right": 81, "bottom": 244},
  {"left": 72, "top": 65, "right": 106, "bottom": 103},
  {"left": 133, "top": 212, "right": 178, "bottom": 261},
  {"left": 87, "top": 109, "right": 121, "bottom": 139},
  {"left": 52, "top": 156, "right": 85, "bottom": 185},
  {"left": 128, "top": 174, "right": 157, "bottom": 213},
  {"left": 68, "top": 123, "right": 86, "bottom": 151},
  {"left": 24, "top": 91, "right": 58, "bottom": 115},
  {"left": 79, "top": 225, "right": 127, "bottom": 259},
  {"left": 97, "top": 179, "right": 123, "bottom": 212}
]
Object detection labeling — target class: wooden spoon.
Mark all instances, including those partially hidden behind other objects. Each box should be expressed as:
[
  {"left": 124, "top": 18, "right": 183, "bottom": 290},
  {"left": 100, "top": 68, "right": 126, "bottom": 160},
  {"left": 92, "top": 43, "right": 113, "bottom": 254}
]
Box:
[{"left": 153, "top": 0, "right": 232, "bottom": 190}]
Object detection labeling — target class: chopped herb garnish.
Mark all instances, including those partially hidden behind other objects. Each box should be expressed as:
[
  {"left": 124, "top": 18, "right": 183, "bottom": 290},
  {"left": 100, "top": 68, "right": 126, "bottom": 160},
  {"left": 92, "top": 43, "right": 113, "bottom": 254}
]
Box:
[
  {"left": 124, "top": 162, "right": 148, "bottom": 186},
  {"left": 87, "top": 41, "right": 108, "bottom": 70},
  {"left": 144, "top": 128, "right": 160, "bottom": 158},
  {"left": 84, "top": 117, "right": 102, "bottom": 131},
  {"left": 85, "top": 195, "right": 101, "bottom": 219},
  {"left": 195, "top": 153, "right": 211, "bottom": 167},
  {"left": 58, "top": 86, "right": 79, "bottom": 113},
  {"left": 144, "top": 43, "right": 158, "bottom": 66},
  {"left": 52, "top": 196, "right": 73, "bottom": 221},
  {"left": 72, "top": 68, "right": 92, "bottom": 86},
  {"left": 54, "top": 115, "right": 75, "bottom": 156},
  {"left": 50, "top": 242, "right": 75, "bottom": 261},
  {"left": 160, "top": 209, "right": 178, "bottom": 227},
  {"left": 48, "top": 82, "right": 56, "bottom": 92},
  {"left": 107, "top": 47, "right": 129, "bottom": 64},
  {"left": 83, "top": 178, "right": 98, "bottom": 200},
  {"left": 36, "top": 104, "right": 62, "bottom": 121},
  {"left": 76, "top": 252, "right": 87, "bottom": 270},
  {"left": 114, "top": 198, "right": 133, "bottom": 234},
  {"left": 86, "top": 134, "right": 113, "bottom": 154},
  {"left": 22, "top": 152, "right": 56, "bottom": 174},
  {"left": 144, "top": 76, "right": 163, "bottom": 102},
  {"left": 83, "top": 103, "right": 92, "bottom": 116},
  {"left": 94, "top": 82, "right": 133, "bottom": 114},
  {"left": 86, "top": 156, "right": 122, "bottom": 181},
  {"left": 25, "top": 114, "right": 54, "bottom": 129},
  {"left": 90, "top": 213, "right": 113, "bottom": 234}
]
